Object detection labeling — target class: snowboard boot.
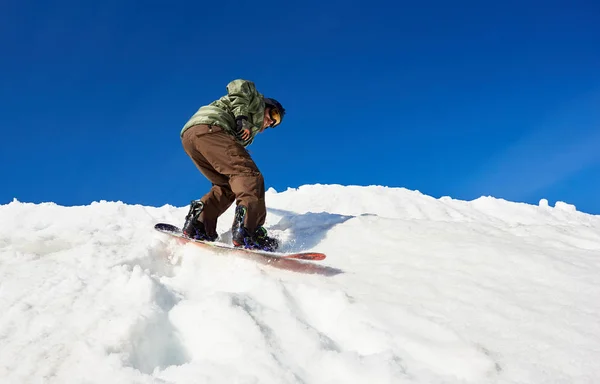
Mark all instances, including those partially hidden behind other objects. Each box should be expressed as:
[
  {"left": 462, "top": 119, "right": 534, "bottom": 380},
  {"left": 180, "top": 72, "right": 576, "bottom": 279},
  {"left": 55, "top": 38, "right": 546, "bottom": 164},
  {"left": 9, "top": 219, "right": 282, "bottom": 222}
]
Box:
[
  {"left": 182, "top": 200, "right": 217, "bottom": 241},
  {"left": 231, "top": 205, "right": 279, "bottom": 252}
]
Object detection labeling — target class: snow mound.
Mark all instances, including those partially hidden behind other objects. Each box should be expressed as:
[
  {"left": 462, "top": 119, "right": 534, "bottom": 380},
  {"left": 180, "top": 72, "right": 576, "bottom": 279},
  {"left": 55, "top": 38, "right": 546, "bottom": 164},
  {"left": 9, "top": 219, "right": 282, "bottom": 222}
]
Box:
[{"left": 1, "top": 184, "right": 599, "bottom": 383}]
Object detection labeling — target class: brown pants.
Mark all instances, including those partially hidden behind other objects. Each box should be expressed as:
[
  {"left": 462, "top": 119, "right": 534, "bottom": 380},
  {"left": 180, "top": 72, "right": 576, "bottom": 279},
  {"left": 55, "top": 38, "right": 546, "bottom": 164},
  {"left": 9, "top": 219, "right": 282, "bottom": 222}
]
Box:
[{"left": 181, "top": 124, "right": 266, "bottom": 237}]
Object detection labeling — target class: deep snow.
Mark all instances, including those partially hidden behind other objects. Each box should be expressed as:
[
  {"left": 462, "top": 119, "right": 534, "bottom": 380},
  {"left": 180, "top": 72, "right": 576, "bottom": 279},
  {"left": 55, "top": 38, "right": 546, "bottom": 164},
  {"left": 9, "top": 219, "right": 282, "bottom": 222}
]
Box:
[{"left": 1, "top": 184, "right": 599, "bottom": 383}]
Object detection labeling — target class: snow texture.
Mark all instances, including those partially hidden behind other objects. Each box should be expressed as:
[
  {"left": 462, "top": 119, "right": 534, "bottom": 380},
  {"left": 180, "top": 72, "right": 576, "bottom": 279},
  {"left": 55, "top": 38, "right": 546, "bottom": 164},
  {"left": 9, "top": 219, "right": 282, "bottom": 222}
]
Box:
[{"left": 1, "top": 184, "right": 599, "bottom": 383}]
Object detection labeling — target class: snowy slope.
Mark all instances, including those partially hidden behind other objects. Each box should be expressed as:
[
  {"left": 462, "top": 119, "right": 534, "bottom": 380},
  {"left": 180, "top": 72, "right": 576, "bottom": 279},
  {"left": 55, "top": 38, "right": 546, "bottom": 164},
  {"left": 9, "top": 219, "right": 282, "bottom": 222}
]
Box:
[{"left": 1, "top": 184, "right": 599, "bottom": 384}]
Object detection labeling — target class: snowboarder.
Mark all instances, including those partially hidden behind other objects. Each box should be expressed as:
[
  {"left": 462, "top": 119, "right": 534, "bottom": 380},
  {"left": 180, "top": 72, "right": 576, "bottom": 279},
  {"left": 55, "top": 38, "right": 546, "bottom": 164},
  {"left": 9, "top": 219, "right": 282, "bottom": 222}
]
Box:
[{"left": 179, "top": 79, "right": 285, "bottom": 252}]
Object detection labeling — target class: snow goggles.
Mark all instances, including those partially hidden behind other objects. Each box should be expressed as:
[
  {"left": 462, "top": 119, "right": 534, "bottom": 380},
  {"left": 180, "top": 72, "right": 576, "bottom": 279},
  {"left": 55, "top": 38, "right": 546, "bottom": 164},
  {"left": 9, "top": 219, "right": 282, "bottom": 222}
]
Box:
[{"left": 269, "top": 108, "right": 282, "bottom": 128}]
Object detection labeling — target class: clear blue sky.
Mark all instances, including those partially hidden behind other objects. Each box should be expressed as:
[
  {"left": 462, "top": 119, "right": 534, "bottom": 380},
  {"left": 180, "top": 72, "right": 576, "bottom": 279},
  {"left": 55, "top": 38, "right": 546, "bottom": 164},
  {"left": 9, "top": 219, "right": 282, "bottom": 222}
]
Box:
[{"left": 2, "top": 0, "right": 599, "bottom": 214}]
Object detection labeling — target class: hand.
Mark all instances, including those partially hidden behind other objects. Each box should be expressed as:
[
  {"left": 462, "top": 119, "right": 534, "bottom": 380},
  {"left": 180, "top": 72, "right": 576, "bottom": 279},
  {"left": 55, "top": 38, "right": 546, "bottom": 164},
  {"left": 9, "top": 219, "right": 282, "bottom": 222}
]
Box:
[
  {"left": 239, "top": 128, "right": 251, "bottom": 141},
  {"left": 236, "top": 116, "right": 252, "bottom": 141}
]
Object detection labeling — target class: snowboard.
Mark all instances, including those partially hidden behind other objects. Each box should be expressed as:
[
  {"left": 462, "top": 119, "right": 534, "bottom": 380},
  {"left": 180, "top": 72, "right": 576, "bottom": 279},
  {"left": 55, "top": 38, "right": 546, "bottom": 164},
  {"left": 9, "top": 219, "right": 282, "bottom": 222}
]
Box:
[{"left": 154, "top": 223, "right": 326, "bottom": 261}]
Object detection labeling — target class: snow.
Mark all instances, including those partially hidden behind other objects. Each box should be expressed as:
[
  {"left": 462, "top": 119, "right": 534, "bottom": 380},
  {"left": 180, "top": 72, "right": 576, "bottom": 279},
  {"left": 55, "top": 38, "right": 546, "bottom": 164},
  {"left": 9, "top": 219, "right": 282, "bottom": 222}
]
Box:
[{"left": 1, "top": 184, "right": 600, "bottom": 384}]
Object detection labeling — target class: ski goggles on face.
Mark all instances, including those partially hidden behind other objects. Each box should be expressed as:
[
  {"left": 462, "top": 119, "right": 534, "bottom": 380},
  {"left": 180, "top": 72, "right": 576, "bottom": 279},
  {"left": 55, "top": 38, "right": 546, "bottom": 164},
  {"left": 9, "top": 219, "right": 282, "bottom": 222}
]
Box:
[{"left": 269, "top": 108, "right": 282, "bottom": 128}]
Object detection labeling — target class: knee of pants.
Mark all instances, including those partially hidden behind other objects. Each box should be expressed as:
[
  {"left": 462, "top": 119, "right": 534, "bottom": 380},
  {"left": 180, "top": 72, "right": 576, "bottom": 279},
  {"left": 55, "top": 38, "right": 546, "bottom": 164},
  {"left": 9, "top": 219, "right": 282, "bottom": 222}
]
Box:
[
  {"left": 229, "top": 173, "right": 265, "bottom": 200},
  {"left": 211, "top": 184, "right": 236, "bottom": 201}
]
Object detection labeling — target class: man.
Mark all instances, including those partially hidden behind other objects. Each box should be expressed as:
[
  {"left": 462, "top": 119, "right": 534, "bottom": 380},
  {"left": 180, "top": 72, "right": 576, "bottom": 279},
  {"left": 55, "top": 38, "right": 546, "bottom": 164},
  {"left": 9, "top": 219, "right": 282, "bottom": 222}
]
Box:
[{"left": 179, "top": 79, "right": 285, "bottom": 252}]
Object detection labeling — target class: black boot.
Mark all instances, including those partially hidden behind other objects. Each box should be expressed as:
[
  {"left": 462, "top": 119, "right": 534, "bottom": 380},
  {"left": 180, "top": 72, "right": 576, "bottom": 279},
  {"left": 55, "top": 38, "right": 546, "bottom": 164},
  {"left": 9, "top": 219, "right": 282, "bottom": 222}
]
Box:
[
  {"left": 252, "top": 226, "right": 279, "bottom": 251},
  {"left": 182, "top": 200, "right": 217, "bottom": 241},
  {"left": 231, "top": 205, "right": 247, "bottom": 242},
  {"left": 231, "top": 205, "right": 278, "bottom": 251}
]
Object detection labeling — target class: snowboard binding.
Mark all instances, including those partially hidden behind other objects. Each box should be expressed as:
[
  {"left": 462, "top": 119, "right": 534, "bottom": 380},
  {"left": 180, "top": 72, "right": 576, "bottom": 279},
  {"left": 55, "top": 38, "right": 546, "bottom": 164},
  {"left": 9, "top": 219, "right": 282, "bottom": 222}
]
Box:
[
  {"left": 182, "top": 200, "right": 217, "bottom": 241},
  {"left": 231, "top": 205, "right": 279, "bottom": 252}
]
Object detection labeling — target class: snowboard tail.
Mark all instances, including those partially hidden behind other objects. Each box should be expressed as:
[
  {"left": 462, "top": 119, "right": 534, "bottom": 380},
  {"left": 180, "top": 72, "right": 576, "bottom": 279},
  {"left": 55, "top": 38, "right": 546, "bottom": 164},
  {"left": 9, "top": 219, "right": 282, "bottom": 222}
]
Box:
[{"left": 154, "top": 223, "right": 326, "bottom": 261}]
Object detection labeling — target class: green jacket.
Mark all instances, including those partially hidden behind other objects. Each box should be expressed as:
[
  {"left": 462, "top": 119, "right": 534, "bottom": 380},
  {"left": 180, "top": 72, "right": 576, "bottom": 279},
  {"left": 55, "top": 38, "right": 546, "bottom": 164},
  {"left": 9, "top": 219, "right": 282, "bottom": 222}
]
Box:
[{"left": 181, "top": 79, "right": 266, "bottom": 147}]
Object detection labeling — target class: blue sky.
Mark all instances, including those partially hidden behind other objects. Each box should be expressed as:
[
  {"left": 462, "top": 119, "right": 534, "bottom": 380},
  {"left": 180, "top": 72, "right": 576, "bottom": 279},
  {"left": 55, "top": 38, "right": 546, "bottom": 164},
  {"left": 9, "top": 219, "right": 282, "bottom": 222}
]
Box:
[{"left": 1, "top": 0, "right": 599, "bottom": 214}]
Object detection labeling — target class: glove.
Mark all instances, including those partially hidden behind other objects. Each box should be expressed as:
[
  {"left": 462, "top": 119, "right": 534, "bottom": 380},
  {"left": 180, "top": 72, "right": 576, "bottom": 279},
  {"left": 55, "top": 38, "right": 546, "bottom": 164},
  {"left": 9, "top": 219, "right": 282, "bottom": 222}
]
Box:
[{"left": 235, "top": 116, "right": 252, "bottom": 141}]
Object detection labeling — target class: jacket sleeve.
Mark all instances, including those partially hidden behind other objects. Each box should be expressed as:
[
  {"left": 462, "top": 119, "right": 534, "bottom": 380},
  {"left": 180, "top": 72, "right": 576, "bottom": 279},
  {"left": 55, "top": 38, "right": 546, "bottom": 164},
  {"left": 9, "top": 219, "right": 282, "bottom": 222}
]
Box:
[{"left": 226, "top": 79, "right": 259, "bottom": 119}]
